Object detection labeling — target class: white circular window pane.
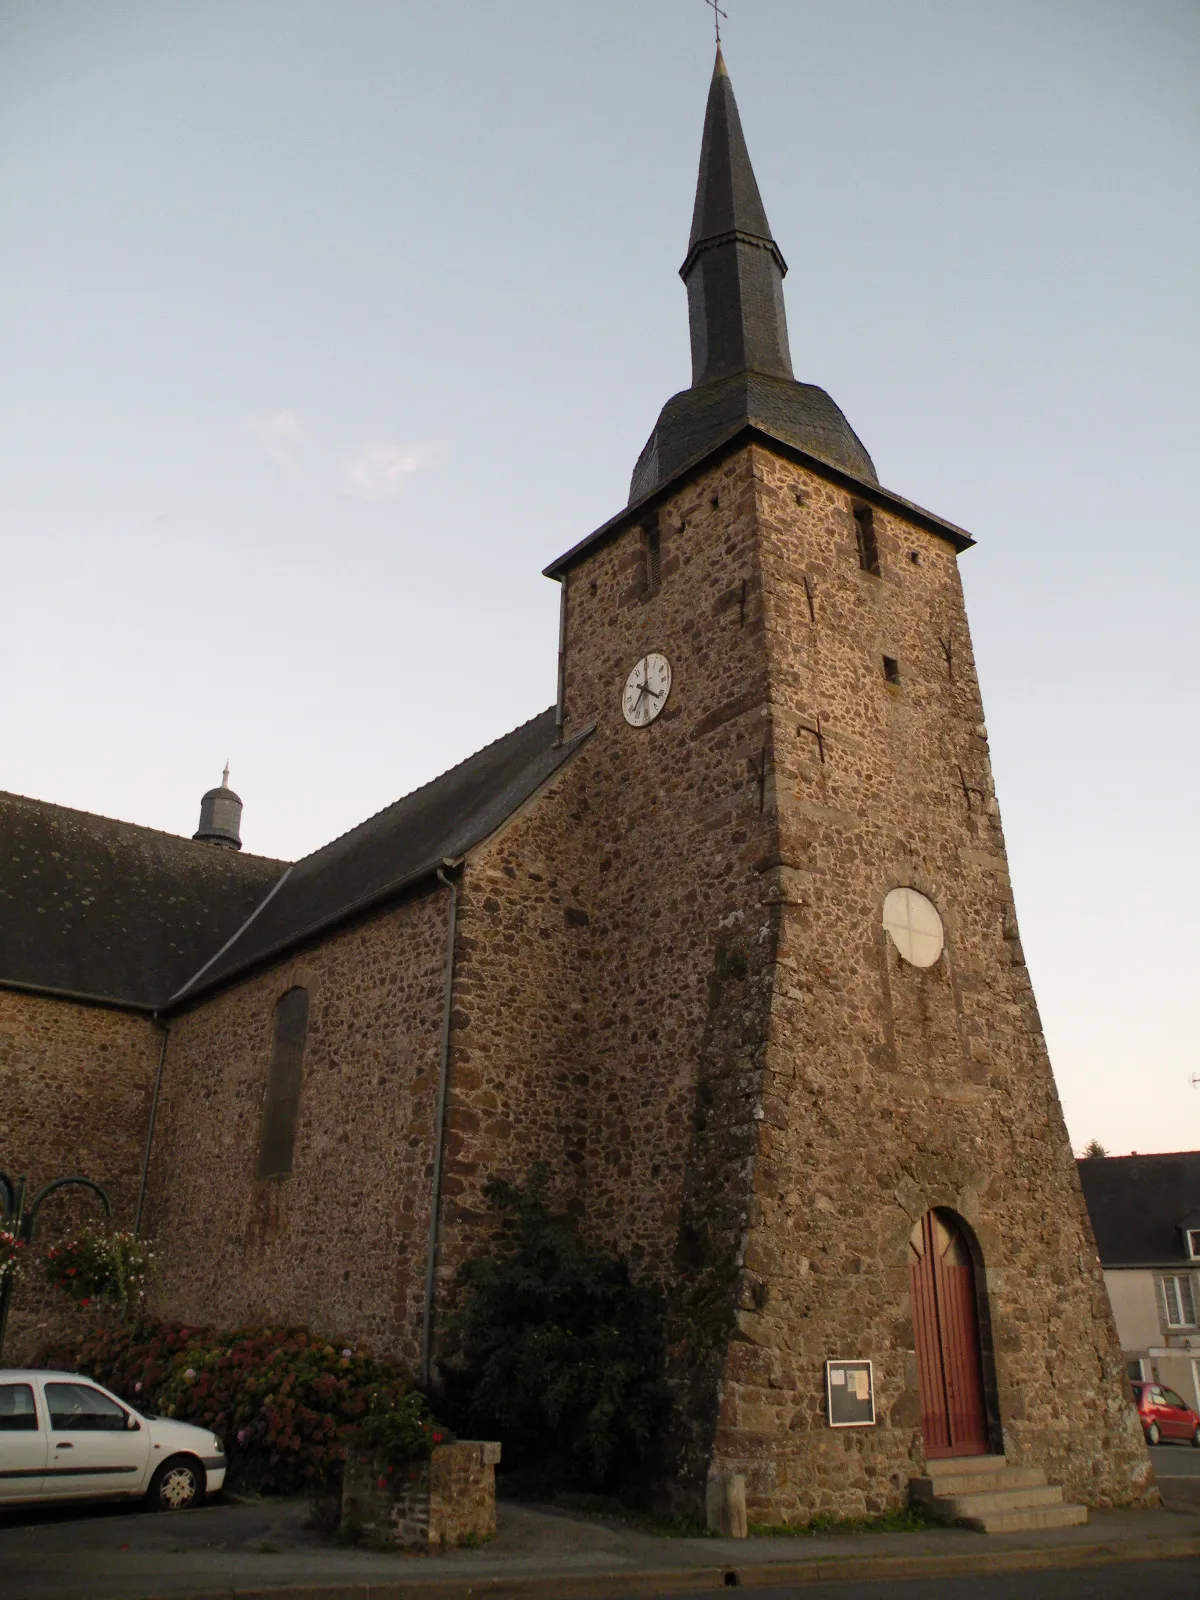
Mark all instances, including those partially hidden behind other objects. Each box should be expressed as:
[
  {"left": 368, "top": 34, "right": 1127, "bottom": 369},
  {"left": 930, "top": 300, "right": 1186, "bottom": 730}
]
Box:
[{"left": 883, "top": 887, "right": 944, "bottom": 968}]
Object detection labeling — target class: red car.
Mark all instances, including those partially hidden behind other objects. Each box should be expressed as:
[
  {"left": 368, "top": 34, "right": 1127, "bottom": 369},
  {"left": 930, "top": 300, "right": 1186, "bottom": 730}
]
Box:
[{"left": 1131, "top": 1380, "right": 1200, "bottom": 1446}]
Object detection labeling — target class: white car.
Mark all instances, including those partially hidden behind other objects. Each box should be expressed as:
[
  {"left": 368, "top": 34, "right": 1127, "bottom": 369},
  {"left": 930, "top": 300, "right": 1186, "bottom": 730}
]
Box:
[{"left": 0, "top": 1369, "right": 226, "bottom": 1510}]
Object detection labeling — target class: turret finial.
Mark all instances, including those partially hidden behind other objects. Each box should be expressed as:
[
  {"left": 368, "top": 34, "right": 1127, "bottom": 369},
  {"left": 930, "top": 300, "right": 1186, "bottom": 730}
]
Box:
[{"left": 222, "top": 760, "right": 230, "bottom": 789}]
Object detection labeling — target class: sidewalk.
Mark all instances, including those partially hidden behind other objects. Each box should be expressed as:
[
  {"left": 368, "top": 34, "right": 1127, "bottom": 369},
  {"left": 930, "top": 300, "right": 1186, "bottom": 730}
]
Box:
[{"left": 2, "top": 1493, "right": 1199, "bottom": 1600}]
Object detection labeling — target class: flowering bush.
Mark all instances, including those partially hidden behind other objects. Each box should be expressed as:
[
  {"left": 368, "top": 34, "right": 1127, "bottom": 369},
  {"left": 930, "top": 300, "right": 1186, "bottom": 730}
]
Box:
[
  {"left": 0, "top": 1228, "right": 24, "bottom": 1286},
  {"left": 43, "top": 1228, "right": 153, "bottom": 1313},
  {"left": 36, "top": 1320, "right": 434, "bottom": 1495}
]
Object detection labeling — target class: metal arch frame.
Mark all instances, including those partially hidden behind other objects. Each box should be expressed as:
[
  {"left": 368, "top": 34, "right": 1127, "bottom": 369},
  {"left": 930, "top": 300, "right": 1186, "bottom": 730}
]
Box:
[{"left": 0, "top": 1170, "right": 112, "bottom": 1361}]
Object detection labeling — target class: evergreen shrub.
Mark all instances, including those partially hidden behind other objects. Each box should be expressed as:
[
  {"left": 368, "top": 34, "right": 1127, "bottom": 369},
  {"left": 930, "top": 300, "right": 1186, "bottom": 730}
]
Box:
[{"left": 443, "top": 1167, "right": 670, "bottom": 1491}]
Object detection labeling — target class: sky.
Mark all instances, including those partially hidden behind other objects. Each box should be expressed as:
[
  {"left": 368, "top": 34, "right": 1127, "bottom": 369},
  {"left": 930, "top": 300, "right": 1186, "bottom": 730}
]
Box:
[{"left": 1, "top": 1, "right": 1197, "bottom": 1157}]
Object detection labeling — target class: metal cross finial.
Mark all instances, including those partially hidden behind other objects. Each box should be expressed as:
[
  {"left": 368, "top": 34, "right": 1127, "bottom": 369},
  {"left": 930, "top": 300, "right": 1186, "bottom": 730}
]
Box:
[
  {"left": 705, "top": 0, "right": 728, "bottom": 46},
  {"left": 222, "top": 759, "right": 230, "bottom": 788}
]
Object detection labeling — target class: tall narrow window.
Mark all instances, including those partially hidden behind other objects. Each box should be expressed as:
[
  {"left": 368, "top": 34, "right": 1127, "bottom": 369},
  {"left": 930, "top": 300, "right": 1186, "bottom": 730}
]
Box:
[
  {"left": 644, "top": 516, "right": 661, "bottom": 597},
  {"left": 257, "top": 986, "right": 309, "bottom": 1178},
  {"left": 853, "top": 503, "right": 880, "bottom": 575}
]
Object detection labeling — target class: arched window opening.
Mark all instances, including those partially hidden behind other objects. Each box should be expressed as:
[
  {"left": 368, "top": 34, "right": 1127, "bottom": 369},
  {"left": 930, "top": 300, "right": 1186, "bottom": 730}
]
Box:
[{"left": 257, "top": 987, "right": 309, "bottom": 1179}]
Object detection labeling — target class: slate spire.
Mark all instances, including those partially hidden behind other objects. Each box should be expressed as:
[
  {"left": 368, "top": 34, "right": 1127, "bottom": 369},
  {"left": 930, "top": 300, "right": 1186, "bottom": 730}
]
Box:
[
  {"left": 626, "top": 50, "right": 878, "bottom": 502},
  {"left": 680, "top": 49, "right": 793, "bottom": 387}
]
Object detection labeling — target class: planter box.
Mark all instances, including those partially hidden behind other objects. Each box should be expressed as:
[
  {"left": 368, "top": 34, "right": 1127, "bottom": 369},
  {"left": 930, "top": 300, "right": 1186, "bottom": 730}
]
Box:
[{"left": 340, "top": 1438, "right": 501, "bottom": 1550}]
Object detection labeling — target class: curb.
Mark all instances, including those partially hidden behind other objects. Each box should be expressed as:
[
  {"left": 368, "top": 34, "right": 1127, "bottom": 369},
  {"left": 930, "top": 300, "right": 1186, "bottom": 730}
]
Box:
[{"left": 126, "top": 1533, "right": 1200, "bottom": 1599}]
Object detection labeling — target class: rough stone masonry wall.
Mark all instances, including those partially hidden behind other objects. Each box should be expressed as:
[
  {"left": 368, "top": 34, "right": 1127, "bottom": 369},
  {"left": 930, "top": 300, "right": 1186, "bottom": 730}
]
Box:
[
  {"left": 0, "top": 989, "right": 160, "bottom": 1362},
  {"left": 553, "top": 449, "right": 783, "bottom": 1486},
  {"left": 427, "top": 771, "right": 598, "bottom": 1348},
  {"left": 705, "top": 447, "right": 1151, "bottom": 1518},
  {"left": 144, "top": 888, "right": 449, "bottom": 1370}
]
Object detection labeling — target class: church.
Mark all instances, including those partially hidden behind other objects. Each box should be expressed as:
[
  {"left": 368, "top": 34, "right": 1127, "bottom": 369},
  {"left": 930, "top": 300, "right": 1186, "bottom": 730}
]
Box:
[{"left": 1, "top": 51, "right": 1152, "bottom": 1522}]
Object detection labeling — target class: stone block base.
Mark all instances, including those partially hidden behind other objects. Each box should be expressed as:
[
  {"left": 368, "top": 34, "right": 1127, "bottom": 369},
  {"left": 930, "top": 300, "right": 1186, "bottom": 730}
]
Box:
[{"left": 340, "top": 1439, "right": 500, "bottom": 1550}]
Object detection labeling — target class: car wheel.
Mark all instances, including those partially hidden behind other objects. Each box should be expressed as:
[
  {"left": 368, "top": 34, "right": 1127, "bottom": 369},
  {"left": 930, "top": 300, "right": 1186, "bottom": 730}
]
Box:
[
  {"left": 1146, "top": 1422, "right": 1161, "bottom": 1446},
  {"left": 147, "top": 1455, "right": 204, "bottom": 1511}
]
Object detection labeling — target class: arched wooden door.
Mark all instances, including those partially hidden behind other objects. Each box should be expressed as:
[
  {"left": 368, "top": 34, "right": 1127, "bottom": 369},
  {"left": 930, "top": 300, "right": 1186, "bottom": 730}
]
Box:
[{"left": 908, "top": 1210, "right": 990, "bottom": 1459}]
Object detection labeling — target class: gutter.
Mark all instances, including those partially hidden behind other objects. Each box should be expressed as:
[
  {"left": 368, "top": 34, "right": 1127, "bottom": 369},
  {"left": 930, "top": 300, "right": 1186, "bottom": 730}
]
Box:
[
  {"left": 133, "top": 1020, "right": 170, "bottom": 1236},
  {"left": 0, "top": 976, "right": 156, "bottom": 1014},
  {"left": 421, "top": 858, "right": 462, "bottom": 1388}
]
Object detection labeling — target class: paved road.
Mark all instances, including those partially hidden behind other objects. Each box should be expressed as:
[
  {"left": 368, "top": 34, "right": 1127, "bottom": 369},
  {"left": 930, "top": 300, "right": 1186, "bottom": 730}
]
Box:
[
  {"left": 1152, "top": 1441, "right": 1200, "bottom": 1478},
  {"left": 687, "top": 1562, "right": 1200, "bottom": 1599},
  {"left": 2, "top": 1492, "right": 1197, "bottom": 1600}
]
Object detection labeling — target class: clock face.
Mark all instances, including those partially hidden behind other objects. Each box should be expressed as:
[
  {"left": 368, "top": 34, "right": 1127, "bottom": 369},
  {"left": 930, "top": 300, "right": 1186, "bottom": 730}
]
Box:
[{"left": 622, "top": 652, "right": 672, "bottom": 727}]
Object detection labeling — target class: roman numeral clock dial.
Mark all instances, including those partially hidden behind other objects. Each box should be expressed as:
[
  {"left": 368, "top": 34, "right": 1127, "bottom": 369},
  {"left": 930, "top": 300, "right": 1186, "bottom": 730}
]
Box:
[{"left": 621, "top": 652, "right": 672, "bottom": 727}]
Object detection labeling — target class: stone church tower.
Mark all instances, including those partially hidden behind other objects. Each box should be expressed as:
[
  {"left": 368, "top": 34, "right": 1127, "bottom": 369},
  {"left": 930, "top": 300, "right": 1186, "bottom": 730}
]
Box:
[
  {"left": 0, "top": 48, "right": 1152, "bottom": 1525},
  {"left": 531, "top": 49, "right": 1151, "bottom": 1518}
]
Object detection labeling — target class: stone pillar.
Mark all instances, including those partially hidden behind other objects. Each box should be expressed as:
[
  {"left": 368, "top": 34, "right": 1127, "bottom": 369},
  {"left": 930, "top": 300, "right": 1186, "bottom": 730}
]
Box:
[{"left": 706, "top": 1465, "right": 748, "bottom": 1537}]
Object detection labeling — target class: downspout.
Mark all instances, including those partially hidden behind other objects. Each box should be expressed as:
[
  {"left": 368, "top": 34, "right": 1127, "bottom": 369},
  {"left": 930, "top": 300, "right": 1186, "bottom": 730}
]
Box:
[
  {"left": 420, "top": 859, "right": 461, "bottom": 1388},
  {"left": 554, "top": 574, "right": 568, "bottom": 745},
  {"left": 133, "top": 1019, "right": 170, "bottom": 1237}
]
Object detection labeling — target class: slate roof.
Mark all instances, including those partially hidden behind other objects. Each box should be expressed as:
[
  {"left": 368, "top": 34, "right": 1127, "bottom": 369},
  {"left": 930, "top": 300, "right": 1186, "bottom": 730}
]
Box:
[
  {"left": 629, "top": 372, "right": 878, "bottom": 504},
  {"left": 0, "top": 792, "right": 287, "bottom": 1011},
  {"left": 169, "top": 707, "right": 591, "bottom": 1007},
  {"left": 0, "top": 709, "right": 591, "bottom": 1015},
  {"left": 1078, "top": 1153, "right": 1200, "bottom": 1266}
]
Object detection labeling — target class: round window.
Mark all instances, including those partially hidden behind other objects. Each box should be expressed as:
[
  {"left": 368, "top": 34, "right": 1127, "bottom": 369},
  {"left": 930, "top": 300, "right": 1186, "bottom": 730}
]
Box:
[{"left": 883, "top": 887, "right": 944, "bottom": 968}]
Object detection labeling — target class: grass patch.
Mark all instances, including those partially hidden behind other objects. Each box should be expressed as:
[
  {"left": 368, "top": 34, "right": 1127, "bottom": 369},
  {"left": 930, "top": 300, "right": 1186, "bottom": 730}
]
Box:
[{"left": 749, "top": 1503, "right": 937, "bottom": 1537}]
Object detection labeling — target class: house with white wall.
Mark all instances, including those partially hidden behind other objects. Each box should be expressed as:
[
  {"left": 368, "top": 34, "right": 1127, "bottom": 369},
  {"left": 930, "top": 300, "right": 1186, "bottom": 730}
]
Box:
[{"left": 1078, "top": 1152, "right": 1200, "bottom": 1410}]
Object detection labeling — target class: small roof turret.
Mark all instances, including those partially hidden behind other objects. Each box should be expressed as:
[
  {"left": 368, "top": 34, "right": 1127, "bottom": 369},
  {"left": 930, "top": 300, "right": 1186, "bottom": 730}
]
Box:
[{"left": 193, "top": 762, "right": 243, "bottom": 850}]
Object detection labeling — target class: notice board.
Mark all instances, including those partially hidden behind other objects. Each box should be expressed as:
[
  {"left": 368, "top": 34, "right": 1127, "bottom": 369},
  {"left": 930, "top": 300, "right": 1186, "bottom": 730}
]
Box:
[{"left": 825, "top": 1359, "right": 875, "bottom": 1428}]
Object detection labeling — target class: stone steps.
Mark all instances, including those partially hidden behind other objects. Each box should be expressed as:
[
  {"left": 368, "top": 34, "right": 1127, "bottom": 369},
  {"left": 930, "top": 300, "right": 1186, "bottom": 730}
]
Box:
[
  {"left": 910, "top": 1455, "right": 1089, "bottom": 1535},
  {"left": 965, "top": 1503, "right": 1090, "bottom": 1533},
  {"left": 912, "top": 1465, "right": 1046, "bottom": 1499}
]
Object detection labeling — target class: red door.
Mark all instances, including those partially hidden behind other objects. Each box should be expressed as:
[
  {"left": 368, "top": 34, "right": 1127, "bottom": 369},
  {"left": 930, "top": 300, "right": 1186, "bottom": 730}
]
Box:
[{"left": 909, "top": 1210, "right": 990, "bottom": 1459}]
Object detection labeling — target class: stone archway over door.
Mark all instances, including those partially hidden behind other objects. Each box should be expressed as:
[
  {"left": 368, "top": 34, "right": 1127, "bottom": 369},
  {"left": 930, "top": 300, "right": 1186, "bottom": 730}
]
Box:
[{"left": 909, "top": 1210, "right": 990, "bottom": 1459}]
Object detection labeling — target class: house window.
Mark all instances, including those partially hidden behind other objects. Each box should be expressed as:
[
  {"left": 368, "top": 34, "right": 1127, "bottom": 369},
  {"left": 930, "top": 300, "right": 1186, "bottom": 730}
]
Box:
[
  {"left": 853, "top": 504, "right": 880, "bottom": 575},
  {"left": 257, "top": 986, "right": 310, "bottom": 1178},
  {"left": 1162, "top": 1274, "right": 1197, "bottom": 1328},
  {"left": 1186, "top": 1229, "right": 1200, "bottom": 1261}
]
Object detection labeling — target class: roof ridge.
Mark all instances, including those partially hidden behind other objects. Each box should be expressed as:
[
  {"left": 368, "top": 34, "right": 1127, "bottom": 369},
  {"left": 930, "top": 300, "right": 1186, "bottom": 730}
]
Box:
[
  {"left": 0, "top": 789, "right": 288, "bottom": 865},
  {"left": 287, "top": 705, "right": 560, "bottom": 867}
]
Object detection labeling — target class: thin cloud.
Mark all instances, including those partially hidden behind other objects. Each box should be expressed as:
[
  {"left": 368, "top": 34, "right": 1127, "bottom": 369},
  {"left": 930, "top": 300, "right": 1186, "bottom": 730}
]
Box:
[
  {"left": 248, "top": 410, "right": 304, "bottom": 461},
  {"left": 343, "top": 441, "right": 439, "bottom": 500}
]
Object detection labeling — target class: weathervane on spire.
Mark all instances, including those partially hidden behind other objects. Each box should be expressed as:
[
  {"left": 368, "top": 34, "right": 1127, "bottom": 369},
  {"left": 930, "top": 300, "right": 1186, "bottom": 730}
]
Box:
[{"left": 705, "top": 0, "right": 727, "bottom": 46}]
